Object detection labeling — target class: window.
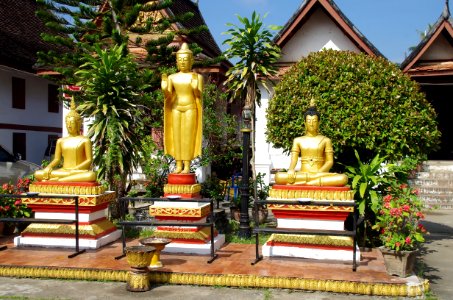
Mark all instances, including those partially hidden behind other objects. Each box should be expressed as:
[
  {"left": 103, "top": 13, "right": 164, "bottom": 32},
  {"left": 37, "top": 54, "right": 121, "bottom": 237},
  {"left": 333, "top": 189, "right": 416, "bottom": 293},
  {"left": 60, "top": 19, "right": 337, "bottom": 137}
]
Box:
[
  {"left": 12, "top": 77, "right": 26, "bottom": 109},
  {"left": 44, "top": 135, "right": 59, "bottom": 160},
  {"left": 48, "top": 84, "right": 60, "bottom": 113},
  {"left": 12, "top": 132, "right": 26, "bottom": 160}
]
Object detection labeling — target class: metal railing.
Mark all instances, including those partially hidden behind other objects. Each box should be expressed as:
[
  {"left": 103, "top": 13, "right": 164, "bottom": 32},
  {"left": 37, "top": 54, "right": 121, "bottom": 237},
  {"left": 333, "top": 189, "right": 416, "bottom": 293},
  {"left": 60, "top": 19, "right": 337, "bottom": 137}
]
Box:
[
  {"left": 251, "top": 199, "right": 359, "bottom": 271},
  {"left": 115, "top": 196, "right": 218, "bottom": 263},
  {"left": 0, "top": 194, "right": 86, "bottom": 258}
]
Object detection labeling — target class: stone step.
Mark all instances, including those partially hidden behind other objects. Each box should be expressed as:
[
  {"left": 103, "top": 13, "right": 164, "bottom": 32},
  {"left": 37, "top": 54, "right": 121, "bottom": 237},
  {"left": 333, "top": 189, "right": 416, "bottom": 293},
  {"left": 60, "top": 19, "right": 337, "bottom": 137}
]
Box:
[
  {"left": 421, "top": 161, "right": 453, "bottom": 172},
  {"left": 410, "top": 178, "right": 453, "bottom": 186},
  {"left": 414, "top": 171, "right": 453, "bottom": 179},
  {"left": 410, "top": 161, "right": 453, "bottom": 209},
  {"left": 411, "top": 186, "right": 453, "bottom": 195},
  {"left": 418, "top": 193, "right": 453, "bottom": 209}
]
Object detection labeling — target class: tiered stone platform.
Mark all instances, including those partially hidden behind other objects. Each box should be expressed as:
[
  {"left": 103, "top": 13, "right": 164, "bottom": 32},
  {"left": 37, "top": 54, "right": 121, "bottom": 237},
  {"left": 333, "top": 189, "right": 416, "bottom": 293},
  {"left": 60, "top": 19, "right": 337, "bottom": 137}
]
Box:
[
  {"left": 149, "top": 174, "right": 225, "bottom": 255},
  {"left": 14, "top": 182, "right": 121, "bottom": 249},
  {"left": 0, "top": 235, "right": 428, "bottom": 297},
  {"left": 264, "top": 185, "right": 359, "bottom": 261}
]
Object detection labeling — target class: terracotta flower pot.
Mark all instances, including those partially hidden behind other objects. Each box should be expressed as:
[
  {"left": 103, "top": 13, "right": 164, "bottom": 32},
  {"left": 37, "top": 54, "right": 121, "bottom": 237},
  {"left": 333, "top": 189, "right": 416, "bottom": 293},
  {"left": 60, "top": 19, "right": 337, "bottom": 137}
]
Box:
[{"left": 379, "top": 246, "right": 418, "bottom": 277}]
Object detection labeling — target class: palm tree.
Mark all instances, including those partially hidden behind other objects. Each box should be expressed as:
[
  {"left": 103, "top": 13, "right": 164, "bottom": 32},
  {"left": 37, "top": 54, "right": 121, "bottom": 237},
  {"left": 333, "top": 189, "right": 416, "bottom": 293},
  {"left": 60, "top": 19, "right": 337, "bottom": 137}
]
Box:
[
  {"left": 75, "top": 44, "right": 150, "bottom": 196},
  {"left": 222, "top": 12, "right": 281, "bottom": 236}
]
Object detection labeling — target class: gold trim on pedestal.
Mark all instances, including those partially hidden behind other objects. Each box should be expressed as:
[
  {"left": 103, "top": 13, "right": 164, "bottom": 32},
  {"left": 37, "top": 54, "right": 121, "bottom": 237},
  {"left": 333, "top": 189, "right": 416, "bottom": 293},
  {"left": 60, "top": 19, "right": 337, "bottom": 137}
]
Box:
[
  {"left": 269, "top": 189, "right": 354, "bottom": 201},
  {"left": 163, "top": 184, "right": 201, "bottom": 195},
  {"left": 268, "top": 234, "right": 354, "bottom": 247},
  {"left": 152, "top": 226, "right": 212, "bottom": 241},
  {"left": 21, "top": 191, "right": 116, "bottom": 207},
  {"left": 22, "top": 219, "right": 116, "bottom": 237},
  {"left": 149, "top": 205, "right": 210, "bottom": 218},
  {"left": 0, "top": 266, "right": 429, "bottom": 297},
  {"left": 267, "top": 203, "right": 354, "bottom": 213},
  {"left": 29, "top": 184, "right": 106, "bottom": 195}
]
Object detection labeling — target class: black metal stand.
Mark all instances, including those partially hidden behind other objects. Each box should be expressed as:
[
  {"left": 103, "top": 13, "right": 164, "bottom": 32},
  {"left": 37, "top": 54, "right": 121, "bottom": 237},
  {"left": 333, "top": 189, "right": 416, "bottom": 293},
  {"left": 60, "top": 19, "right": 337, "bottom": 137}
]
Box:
[
  {"left": 115, "top": 197, "right": 219, "bottom": 263},
  {"left": 0, "top": 194, "right": 86, "bottom": 258},
  {"left": 251, "top": 199, "right": 359, "bottom": 271},
  {"left": 238, "top": 128, "right": 251, "bottom": 239}
]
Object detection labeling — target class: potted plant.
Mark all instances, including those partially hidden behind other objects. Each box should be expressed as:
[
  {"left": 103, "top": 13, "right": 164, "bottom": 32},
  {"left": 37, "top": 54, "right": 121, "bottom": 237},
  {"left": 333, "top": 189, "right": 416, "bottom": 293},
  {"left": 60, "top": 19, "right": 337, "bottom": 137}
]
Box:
[
  {"left": 0, "top": 178, "right": 33, "bottom": 235},
  {"left": 372, "top": 182, "right": 428, "bottom": 277}
]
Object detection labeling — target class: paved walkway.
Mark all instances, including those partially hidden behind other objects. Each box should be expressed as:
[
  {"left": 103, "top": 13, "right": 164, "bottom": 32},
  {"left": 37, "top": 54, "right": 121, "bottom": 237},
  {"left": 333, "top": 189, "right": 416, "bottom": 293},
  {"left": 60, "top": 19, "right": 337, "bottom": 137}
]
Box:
[
  {"left": 0, "top": 209, "right": 452, "bottom": 299},
  {"left": 419, "top": 209, "right": 453, "bottom": 299}
]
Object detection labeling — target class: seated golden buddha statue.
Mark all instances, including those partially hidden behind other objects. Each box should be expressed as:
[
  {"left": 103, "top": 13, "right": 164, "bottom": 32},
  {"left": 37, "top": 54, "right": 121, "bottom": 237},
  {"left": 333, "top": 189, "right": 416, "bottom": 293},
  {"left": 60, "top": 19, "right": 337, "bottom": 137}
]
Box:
[
  {"left": 274, "top": 101, "right": 348, "bottom": 187},
  {"left": 34, "top": 99, "right": 96, "bottom": 182}
]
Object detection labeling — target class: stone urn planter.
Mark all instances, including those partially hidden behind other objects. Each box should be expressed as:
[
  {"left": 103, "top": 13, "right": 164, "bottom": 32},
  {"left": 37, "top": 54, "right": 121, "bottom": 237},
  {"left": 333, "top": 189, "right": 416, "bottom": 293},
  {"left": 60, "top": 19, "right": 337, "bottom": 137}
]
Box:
[{"left": 379, "top": 247, "right": 418, "bottom": 277}]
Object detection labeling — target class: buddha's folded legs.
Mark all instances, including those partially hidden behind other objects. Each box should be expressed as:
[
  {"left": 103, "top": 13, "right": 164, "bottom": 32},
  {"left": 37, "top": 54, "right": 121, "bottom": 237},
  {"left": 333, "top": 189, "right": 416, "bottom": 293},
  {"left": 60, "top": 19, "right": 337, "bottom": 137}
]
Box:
[{"left": 275, "top": 172, "right": 348, "bottom": 187}]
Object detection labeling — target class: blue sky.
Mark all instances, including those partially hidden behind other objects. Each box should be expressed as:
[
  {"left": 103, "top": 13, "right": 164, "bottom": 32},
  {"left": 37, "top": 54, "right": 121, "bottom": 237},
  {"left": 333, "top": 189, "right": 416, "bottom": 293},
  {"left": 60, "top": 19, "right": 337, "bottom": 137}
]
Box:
[{"left": 198, "top": 0, "right": 448, "bottom": 63}]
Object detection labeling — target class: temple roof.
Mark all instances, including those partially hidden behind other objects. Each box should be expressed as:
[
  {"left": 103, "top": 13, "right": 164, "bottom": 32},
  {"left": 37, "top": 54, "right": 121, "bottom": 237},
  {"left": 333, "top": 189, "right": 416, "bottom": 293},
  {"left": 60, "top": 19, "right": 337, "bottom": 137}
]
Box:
[
  {"left": 0, "top": 0, "right": 57, "bottom": 72},
  {"left": 401, "top": 0, "right": 453, "bottom": 76},
  {"left": 167, "top": 0, "right": 222, "bottom": 59},
  {"left": 273, "top": 0, "right": 383, "bottom": 58}
]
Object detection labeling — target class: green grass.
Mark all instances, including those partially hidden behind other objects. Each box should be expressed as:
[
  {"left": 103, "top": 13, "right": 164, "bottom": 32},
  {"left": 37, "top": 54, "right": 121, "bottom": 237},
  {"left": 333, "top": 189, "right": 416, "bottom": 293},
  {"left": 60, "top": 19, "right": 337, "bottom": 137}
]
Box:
[{"left": 225, "top": 220, "right": 271, "bottom": 244}]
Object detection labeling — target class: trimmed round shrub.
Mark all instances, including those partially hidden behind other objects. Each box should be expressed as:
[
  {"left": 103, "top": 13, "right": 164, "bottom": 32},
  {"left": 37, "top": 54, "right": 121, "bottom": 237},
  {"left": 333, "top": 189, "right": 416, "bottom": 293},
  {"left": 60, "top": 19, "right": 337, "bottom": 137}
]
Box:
[{"left": 266, "top": 50, "right": 441, "bottom": 165}]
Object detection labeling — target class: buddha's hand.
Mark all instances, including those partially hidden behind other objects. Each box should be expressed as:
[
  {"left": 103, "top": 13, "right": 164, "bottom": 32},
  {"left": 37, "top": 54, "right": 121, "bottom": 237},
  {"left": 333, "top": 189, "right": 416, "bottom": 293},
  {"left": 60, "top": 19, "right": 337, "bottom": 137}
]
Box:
[
  {"left": 161, "top": 74, "right": 168, "bottom": 90},
  {"left": 287, "top": 169, "right": 296, "bottom": 184},
  {"left": 42, "top": 167, "right": 52, "bottom": 180}
]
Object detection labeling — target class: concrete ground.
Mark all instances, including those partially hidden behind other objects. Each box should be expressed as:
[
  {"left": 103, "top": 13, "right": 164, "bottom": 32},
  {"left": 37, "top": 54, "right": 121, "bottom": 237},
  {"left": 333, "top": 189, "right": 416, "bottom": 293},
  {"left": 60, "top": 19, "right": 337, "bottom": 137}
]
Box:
[
  {"left": 418, "top": 210, "right": 453, "bottom": 300},
  {"left": 0, "top": 209, "right": 452, "bottom": 300}
]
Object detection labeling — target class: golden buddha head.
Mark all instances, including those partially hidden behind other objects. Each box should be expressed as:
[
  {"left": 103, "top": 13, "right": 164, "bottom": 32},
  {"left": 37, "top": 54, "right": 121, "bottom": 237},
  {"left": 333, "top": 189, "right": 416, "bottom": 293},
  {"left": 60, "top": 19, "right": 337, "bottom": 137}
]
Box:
[
  {"left": 304, "top": 99, "right": 320, "bottom": 134},
  {"left": 65, "top": 98, "right": 82, "bottom": 135},
  {"left": 176, "top": 42, "right": 193, "bottom": 72}
]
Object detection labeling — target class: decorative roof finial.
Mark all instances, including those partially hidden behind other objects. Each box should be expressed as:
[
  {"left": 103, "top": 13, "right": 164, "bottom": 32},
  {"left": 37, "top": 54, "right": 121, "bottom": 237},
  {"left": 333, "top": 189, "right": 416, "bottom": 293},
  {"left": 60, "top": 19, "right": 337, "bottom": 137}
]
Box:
[{"left": 443, "top": 0, "right": 450, "bottom": 19}]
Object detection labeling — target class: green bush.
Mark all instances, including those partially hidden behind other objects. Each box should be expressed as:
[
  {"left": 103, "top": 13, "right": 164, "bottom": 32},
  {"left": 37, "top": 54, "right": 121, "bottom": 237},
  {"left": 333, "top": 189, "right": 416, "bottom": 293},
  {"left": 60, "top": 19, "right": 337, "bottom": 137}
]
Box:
[{"left": 266, "top": 50, "right": 441, "bottom": 165}]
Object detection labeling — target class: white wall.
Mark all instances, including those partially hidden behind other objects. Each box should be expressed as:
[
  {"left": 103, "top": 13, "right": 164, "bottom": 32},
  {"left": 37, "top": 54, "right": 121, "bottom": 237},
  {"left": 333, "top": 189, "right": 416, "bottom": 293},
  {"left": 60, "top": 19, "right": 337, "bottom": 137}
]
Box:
[
  {"left": 279, "top": 9, "right": 360, "bottom": 63},
  {"left": 0, "top": 66, "right": 62, "bottom": 164}
]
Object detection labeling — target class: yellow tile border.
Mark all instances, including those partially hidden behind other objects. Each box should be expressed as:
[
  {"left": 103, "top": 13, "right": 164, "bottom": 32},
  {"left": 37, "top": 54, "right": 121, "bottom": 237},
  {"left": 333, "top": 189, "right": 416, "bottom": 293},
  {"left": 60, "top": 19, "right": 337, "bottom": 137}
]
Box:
[{"left": 0, "top": 266, "right": 429, "bottom": 297}]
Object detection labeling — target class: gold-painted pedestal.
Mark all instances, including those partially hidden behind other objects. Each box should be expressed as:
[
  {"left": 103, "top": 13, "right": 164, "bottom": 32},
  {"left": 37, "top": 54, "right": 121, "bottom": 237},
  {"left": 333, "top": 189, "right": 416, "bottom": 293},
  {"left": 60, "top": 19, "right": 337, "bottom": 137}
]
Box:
[
  {"left": 125, "top": 246, "right": 155, "bottom": 292},
  {"left": 139, "top": 238, "right": 171, "bottom": 269}
]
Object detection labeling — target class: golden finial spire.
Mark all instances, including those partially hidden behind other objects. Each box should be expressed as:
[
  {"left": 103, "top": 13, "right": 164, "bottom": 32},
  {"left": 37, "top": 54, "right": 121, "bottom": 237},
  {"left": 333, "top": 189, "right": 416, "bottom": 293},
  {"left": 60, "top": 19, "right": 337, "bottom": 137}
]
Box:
[
  {"left": 66, "top": 96, "right": 81, "bottom": 121},
  {"left": 177, "top": 42, "right": 192, "bottom": 55}
]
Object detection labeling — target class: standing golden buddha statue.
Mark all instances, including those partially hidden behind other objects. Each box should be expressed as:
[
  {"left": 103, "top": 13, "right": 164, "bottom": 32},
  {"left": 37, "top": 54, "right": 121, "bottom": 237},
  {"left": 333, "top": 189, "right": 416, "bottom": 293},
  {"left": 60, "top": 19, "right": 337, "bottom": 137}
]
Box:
[
  {"left": 274, "top": 100, "right": 348, "bottom": 187},
  {"left": 34, "top": 98, "right": 96, "bottom": 182},
  {"left": 161, "top": 42, "right": 203, "bottom": 174}
]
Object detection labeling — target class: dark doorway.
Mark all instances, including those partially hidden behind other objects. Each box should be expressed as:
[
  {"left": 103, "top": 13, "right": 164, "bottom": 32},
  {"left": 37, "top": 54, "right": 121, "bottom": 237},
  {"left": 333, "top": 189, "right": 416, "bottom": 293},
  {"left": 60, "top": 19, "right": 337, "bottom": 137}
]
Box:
[{"left": 421, "top": 83, "right": 453, "bottom": 160}]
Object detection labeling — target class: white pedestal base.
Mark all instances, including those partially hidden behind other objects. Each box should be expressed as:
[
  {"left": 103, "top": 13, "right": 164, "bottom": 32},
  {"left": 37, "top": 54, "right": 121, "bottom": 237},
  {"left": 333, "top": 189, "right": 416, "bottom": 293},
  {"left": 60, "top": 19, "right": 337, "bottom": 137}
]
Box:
[
  {"left": 14, "top": 230, "right": 122, "bottom": 250},
  {"left": 262, "top": 244, "right": 360, "bottom": 262},
  {"left": 277, "top": 218, "right": 345, "bottom": 230},
  {"left": 162, "top": 234, "right": 225, "bottom": 255}
]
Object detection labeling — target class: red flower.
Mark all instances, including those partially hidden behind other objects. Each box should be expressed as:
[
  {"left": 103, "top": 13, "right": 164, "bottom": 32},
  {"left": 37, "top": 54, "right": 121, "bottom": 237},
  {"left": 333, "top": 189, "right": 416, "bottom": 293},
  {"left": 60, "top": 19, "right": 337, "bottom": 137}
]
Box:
[
  {"left": 418, "top": 224, "right": 427, "bottom": 233},
  {"left": 400, "top": 183, "right": 408, "bottom": 189},
  {"left": 383, "top": 195, "right": 392, "bottom": 203},
  {"left": 402, "top": 204, "right": 410, "bottom": 212},
  {"left": 405, "top": 237, "right": 411, "bottom": 244},
  {"left": 416, "top": 212, "right": 425, "bottom": 219},
  {"left": 395, "top": 242, "right": 401, "bottom": 247},
  {"left": 14, "top": 200, "right": 22, "bottom": 206}
]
